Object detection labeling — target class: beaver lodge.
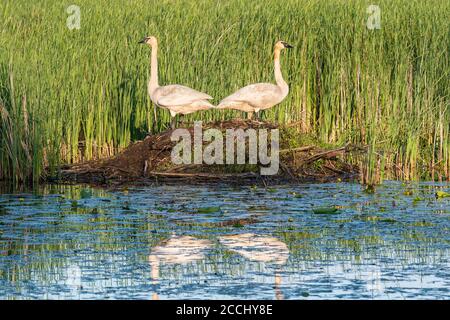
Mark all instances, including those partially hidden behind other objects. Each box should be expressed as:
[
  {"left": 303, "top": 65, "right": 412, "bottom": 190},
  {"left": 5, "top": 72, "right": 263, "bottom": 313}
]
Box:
[{"left": 56, "top": 120, "right": 363, "bottom": 187}]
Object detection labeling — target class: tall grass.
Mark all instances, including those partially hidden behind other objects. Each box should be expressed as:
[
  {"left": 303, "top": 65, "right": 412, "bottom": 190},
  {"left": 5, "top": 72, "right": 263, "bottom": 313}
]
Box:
[{"left": 0, "top": 0, "right": 448, "bottom": 184}]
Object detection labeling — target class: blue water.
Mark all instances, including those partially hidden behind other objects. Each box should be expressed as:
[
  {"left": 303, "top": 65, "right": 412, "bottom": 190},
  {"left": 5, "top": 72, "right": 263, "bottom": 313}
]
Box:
[{"left": 0, "top": 182, "right": 449, "bottom": 299}]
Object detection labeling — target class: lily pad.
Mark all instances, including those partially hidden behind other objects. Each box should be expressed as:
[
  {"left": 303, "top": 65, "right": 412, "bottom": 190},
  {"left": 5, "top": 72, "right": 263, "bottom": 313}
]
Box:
[
  {"left": 289, "top": 192, "right": 303, "bottom": 198},
  {"left": 403, "top": 190, "right": 413, "bottom": 196},
  {"left": 197, "top": 207, "right": 221, "bottom": 214},
  {"left": 301, "top": 292, "right": 310, "bottom": 297},
  {"left": 436, "top": 191, "right": 450, "bottom": 199},
  {"left": 378, "top": 218, "right": 397, "bottom": 223},
  {"left": 412, "top": 197, "right": 423, "bottom": 204},
  {"left": 411, "top": 220, "right": 434, "bottom": 227},
  {"left": 312, "top": 207, "right": 340, "bottom": 215}
]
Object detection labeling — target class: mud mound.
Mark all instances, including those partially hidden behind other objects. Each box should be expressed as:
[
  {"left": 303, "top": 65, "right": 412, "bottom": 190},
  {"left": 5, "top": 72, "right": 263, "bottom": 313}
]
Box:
[{"left": 57, "top": 120, "right": 359, "bottom": 186}]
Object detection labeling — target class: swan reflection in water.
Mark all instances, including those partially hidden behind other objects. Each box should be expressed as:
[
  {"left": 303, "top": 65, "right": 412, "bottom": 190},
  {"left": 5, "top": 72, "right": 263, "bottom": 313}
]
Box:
[
  {"left": 218, "top": 233, "right": 289, "bottom": 300},
  {"left": 149, "top": 233, "right": 289, "bottom": 300},
  {"left": 149, "top": 235, "right": 213, "bottom": 300}
]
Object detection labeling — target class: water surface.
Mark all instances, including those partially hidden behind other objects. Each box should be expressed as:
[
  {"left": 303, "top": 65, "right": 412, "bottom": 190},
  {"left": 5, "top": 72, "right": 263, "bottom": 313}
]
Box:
[{"left": 0, "top": 182, "right": 449, "bottom": 299}]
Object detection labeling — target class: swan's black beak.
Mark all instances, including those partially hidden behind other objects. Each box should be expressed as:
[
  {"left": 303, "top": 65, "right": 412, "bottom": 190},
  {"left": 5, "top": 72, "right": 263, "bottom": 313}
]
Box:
[
  {"left": 282, "top": 42, "right": 294, "bottom": 49},
  {"left": 138, "top": 38, "right": 147, "bottom": 44}
]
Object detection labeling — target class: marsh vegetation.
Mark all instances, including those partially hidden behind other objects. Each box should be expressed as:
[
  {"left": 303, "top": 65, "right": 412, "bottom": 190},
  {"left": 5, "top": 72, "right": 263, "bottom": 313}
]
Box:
[{"left": 0, "top": 0, "right": 449, "bottom": 184}]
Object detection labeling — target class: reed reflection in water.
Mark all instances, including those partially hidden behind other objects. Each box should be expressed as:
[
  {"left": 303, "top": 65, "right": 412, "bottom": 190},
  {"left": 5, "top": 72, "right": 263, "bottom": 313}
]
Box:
[{"left": 0, "top": 182, "right": 449, "bottom": 299}]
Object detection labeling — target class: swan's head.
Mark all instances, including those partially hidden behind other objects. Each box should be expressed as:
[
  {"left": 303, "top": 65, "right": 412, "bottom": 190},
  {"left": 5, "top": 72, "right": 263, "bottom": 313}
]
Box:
[
  {"left": 275, "top": 41, "right": 293, "bottom": 50},
  {"left": 139, "top": 36, "right": 158, "bottom": 47}
]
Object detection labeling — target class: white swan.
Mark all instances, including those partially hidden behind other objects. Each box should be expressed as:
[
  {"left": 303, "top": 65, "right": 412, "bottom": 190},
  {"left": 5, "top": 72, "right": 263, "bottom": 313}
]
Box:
[
  {"left": 217, "top": 41, "right": 293, "bottom": 119},
  {"left": 139, "top": 36, "right": 215, "bottom": 129}
]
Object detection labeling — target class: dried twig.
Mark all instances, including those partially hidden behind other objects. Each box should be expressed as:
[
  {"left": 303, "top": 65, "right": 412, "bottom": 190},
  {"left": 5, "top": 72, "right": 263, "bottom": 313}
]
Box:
[
  {"left": 279, "top": 145, "right": 314, "bottom": 154},
  {"left": 303, "top": 143, "right": 350, "bottom": 164}
]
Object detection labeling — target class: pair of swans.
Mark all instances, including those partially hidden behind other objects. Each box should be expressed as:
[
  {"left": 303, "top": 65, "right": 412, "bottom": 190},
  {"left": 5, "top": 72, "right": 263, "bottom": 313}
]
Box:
[{"left": 139, "top": 36, "right": 293, "bottom": 128}]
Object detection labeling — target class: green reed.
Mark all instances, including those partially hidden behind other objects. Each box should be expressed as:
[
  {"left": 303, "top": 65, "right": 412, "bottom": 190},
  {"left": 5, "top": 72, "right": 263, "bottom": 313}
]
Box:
[{"left": 0, "top": 0, "right": 448, "bottom": 184}]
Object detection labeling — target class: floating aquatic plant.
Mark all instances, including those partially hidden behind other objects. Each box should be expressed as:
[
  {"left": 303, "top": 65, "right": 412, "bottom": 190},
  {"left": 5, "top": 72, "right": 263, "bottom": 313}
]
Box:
[
  {"left": 436, "top": 191, "right": 450, "bottom": 199},
  {"left": 312, "top": 207, "right": 340, "bottom": 215},
  {"left": 197, "top": 207, "right": 221, "bottom": 214}
]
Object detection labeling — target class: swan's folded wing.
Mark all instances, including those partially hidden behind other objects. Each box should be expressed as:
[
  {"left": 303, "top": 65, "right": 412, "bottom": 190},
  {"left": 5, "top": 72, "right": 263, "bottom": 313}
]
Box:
[
  {"left": 220, "top": 83, "right": 280, "bottom": 106},
  {"left": 157, "top": 85, "right": 213, "bottom": 107}
]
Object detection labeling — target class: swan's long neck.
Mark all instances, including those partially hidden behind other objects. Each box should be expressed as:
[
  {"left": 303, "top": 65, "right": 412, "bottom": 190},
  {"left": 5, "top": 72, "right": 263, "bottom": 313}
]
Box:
[
  {"left": 274, "top": 48, "right": 288, "bottom": 95},
  {"left": 148, "top": 44, "right": 159, "bottom": 97}
]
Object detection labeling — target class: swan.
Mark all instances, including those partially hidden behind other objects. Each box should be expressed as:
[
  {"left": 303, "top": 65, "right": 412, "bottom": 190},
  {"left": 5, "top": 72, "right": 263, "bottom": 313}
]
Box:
[
  {"left": 217, "top": 41, "right": 293, "bottom": 120},
  {"left": 139, "top": 36, "right": 215, "bottom": 129}
]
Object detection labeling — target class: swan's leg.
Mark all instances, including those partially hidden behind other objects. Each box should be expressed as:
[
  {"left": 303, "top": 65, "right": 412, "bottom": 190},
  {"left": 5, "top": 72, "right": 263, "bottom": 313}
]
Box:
[
  {"left": 254, "top": 112, "right": 260, "bottom": 121},
  {"left": 153, "top": 103, "right": 158, "bottom": 133},
  {"left": 247, "top": 112, "right": 254, "bottom": 120},
  {"left": 169, "top": 110, "right": 178, "bottom": 130},
  {"left": 170, "top": 117, "right": 177, "bottom": 130}
]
